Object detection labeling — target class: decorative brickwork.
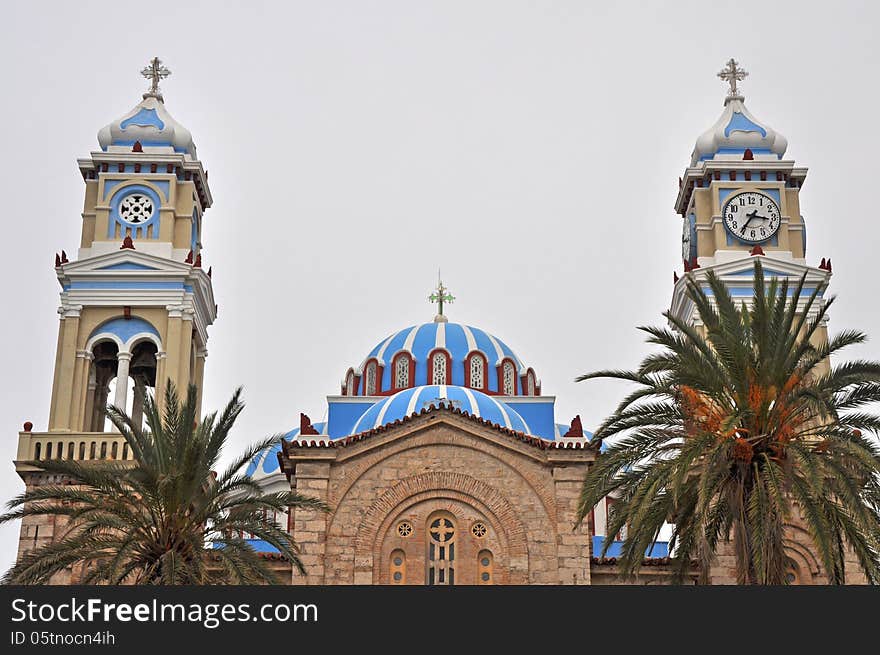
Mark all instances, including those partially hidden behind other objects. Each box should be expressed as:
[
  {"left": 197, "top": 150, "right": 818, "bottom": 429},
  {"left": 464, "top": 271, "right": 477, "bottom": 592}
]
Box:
[{"left": 283, "top": 410, "right": 595, "bottom": 585}]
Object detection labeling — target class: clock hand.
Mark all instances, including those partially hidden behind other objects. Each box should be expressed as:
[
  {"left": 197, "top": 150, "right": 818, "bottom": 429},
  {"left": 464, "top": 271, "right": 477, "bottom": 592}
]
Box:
[{"left": 740, "top": 210, "right": 759, "bottom": 233}]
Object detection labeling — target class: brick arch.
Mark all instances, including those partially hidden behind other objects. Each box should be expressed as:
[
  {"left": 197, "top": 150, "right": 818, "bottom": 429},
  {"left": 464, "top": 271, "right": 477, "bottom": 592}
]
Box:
[
  {"left": 328, "top": 421, "right": 557, "bottom": 525},
  {"left": 373, "top": 496, "right": 515, "bottom": 584},
  {"left": 783, "top": 523, "right": 823, "bottom": 583},
  {"left": 353, "top": 472, "right": 531, "bottom": 583}
]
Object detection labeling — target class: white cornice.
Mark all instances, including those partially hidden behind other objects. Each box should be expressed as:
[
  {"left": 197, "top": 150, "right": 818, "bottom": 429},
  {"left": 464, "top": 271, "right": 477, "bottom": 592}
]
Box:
[
  {"left": 670, "top": 255, "right": 831, "bottom": 326},
  {"left": 56, "top": 250, "right": 217, "bottom": 345}
]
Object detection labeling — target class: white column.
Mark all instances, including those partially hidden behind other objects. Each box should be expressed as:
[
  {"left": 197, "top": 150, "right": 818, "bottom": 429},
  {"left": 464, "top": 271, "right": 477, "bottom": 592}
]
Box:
[{"left": 114, "top": 352, "right": 132, "bottom": 412}]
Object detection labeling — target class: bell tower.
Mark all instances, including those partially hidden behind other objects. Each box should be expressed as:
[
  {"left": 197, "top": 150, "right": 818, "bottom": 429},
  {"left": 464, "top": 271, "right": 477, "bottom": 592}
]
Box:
[
  {"left": 670, "top": 59, "right": 832, "bottom": 334},
  {"left": 15, "top": 59, "right": 217, "bottom": 569}
]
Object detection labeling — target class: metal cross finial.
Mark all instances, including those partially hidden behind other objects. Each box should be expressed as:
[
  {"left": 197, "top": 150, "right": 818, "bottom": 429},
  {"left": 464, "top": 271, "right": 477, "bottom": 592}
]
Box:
[
  {"left": 428, "top": 272, "right": 455, "bottom": 323},
  {"left": 718, "top": 58, "right": 748, "bottom": 102},
  {"left": 141, "top": 57, "right": 171, "bottom": 100}
]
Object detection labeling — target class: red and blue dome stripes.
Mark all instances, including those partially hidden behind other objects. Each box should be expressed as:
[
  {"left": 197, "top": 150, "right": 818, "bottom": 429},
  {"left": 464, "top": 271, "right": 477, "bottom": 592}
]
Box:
[{"left": 354, "top": 323, "right": 528, "bottom": 395}]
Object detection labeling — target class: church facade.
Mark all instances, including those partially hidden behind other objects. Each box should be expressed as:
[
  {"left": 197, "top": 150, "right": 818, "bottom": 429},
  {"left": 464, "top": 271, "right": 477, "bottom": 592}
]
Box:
[{"left": 11, "top": 59, "right": 865, "bottom": 585}]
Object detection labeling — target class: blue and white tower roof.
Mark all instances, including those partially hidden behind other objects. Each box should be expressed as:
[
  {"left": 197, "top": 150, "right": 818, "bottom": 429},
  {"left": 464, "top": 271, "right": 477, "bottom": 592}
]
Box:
[
  {"left": 98, "top": 58, "right": 196, "bottom": 158},
  {"left": 690, "top": 59, "right": 787, "bottom": 166}
]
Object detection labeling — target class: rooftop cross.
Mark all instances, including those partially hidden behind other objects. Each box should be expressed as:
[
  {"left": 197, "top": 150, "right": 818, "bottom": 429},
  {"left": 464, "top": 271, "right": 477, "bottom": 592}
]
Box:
[
  {"left": 718, "top": 58, "right": 748, "bottom": 103},
  {"left": 428, "top": 274, "right": 455, "bottom": 323},
  {"left": 141, "top": 57, "right": 171, "bottom": 101}
]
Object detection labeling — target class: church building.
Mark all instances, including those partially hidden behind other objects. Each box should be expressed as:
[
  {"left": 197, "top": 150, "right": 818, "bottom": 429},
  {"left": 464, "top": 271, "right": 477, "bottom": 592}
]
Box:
[{"left": 12, "top": 58, "right": 864, "bottom": 585}]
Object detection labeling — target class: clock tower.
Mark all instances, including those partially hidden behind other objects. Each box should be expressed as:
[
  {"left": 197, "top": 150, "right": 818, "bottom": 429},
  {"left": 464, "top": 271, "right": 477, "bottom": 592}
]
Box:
[{"left": 671, "top": 60, "right": 832, "bottom": 335}]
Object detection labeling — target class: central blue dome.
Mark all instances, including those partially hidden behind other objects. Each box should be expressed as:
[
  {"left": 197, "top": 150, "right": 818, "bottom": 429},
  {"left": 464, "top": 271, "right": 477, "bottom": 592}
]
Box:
[
  {"left": 351, "top": 385, "right": 531, "bottom": 434},
  {"left": 343, "top": 322, "right": 538, "bottom": 397}
]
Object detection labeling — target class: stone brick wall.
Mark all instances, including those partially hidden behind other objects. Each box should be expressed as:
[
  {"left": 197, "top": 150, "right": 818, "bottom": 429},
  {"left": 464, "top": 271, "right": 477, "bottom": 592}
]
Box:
[{"left": 284, "top": 412, "right": 595, "bottom": 585}]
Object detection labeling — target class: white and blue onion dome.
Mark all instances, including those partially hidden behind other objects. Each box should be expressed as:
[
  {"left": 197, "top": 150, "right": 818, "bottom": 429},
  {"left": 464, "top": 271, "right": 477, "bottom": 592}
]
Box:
[
  {"left": 98, "top": 59, "right": 196, "bottom": 158},
  {"left": 98, "top": 95, "right": 196, "bottom": 158},
  {"left": 351, "top": 385, "right": 531, "bottom": 435},
  {"left": 245, "top": 422, "right": 327, "bottom": 479},
  {"left": 691, "top": 61, "right": 787, "bottom": 166},
  {"left": 342, "top": 322, "right": 540, "bottom": 397},
  {"left": 690, "top": 96, "right": 787, "bottom": 166}
]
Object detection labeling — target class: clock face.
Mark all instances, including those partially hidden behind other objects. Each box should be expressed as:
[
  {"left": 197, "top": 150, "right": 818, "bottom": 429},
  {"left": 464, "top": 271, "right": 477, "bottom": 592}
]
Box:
[
  {"left": 681, "top": 215, "right": 692, "bottom": 261},
  {"left": 722, "top": 191, "right": 780, "bottom": 244}
]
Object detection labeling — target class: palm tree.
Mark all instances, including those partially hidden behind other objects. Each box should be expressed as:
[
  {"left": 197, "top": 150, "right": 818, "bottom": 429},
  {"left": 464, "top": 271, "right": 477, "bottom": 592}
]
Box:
[
  {"left": 575, "top": 261, "right": 880, "bottom": 584},
  {"left": 1, "top": 383, "right": 328, "bottom": 584}
]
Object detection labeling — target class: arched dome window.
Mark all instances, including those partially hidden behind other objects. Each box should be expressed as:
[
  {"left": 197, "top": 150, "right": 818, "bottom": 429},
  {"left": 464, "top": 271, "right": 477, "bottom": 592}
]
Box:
[
  {"left": 364, "top": 361, "right": 378, "bottom": 395},
  {"left": 429, "top": 350, "right": 450, "bottom": 385},
  {"left": 527, "top": 370, "right": 536, "bottom": 396},
  {"left": 502, "top": 360, "right": 516, "bottom": 395},
  {"left": 345, "top": 370, "right": 355, "bottom": 396},
  {"left": 393, "top": 353, "right": 412, "bottom": 390},
  {"left": 467, "top": 352, "right": 486, "bottom": 390}
]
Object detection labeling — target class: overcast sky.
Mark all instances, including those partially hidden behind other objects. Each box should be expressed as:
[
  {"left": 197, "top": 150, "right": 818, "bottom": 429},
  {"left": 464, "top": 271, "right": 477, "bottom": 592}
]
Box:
[{"left": 2, "top": 0, "right": 879, "bottom": 572}]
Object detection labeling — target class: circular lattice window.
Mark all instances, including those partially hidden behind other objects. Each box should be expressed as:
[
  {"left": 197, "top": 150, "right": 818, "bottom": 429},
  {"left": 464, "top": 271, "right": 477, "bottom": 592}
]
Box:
[
  {"left": 471, "top": 522, "right": 487, "bottom": 538},
  {"left": 119, "top": 193, "right": 155, "bottom": 224},
  {"left": 397, "top": 521, "right": 413, "bottom": 538}
]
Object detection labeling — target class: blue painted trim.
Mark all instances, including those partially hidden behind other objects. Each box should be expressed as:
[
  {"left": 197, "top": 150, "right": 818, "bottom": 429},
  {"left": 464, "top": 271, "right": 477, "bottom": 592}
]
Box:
[
  {"left": 724, "top": 112, "right": 767, "bottom": 137},
  {"left": 108, "top": 140, "right": 188, "bottom": 154},
  {"left": 69, "top": 281, "right": 186, "bottom": 290},
  {"left": 120, "top": 107, "right": 165, "bottom": 130},
  {"left": 96, "top": 262, "right": 159, "bottom": 271},
  {"left": 88, "top": 317, "right": 159, "bottom": 345},
  {"left": 699, "top": 147, "right": 778, "bottom": 161}
]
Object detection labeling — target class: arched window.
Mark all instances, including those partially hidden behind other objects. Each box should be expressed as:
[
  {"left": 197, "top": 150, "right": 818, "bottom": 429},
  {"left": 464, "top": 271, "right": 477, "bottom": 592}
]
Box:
[
  {"left": 430, "top": 351, "right": 449, "bottom": 385},
  {"left": 110, "top": 442, "right": 118, "bottom": 460},
  {"left": 390, "top": 549, "right": 406, "bottom": 585},
  {"left": 345, "top": 371, "right": 355, "bottom": 396},
  {"left": 45, "top": 442, "right": 53, "bottom": 460},
  {"left": 122, "top": 443, "right": 129, "bottom": 460},
  {"left": 478, "top": 550, "right": 494, "bottom": 585},
  {"left": 34, "top": 443, "right": 41, "bottom": 461},
  {"left": 468, "top": 353, "right": 485, "bottom": 390},
  {"left": 527, "top": 371, "right": 535, "bottom": 396},
  {"left": 502, "top": 361, "right": 516, "bottom": 395},
  {"left": 364, "top": 361, "right": 377, "bottom": 395},
  {"left": 67, "top": 442, "right": 75, "bottom": 460},
  {"left": 394, "top": 354, "right": 410, "bottom": 390},
  {"left": 784, "top": 558, "right": 801, "bottom": 585},
  {"left": 427, "top": 515, "right": 456, "bottom": 586},
  {"left": 78, "top": 442, "right": 86, "bottom": 460}
]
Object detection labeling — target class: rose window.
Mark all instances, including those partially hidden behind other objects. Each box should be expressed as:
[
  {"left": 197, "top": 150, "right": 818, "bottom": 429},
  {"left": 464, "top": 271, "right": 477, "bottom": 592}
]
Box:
[
  {"left": 397, "top": 521, "right": 413, "bottom": 537},
  {"left": 471, "top": 522, "right": 487, "bottom": 538},
  {"left": 119, "top": 193, "right": 155, "bottom": 224}
]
